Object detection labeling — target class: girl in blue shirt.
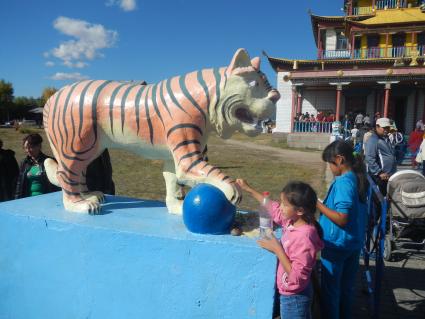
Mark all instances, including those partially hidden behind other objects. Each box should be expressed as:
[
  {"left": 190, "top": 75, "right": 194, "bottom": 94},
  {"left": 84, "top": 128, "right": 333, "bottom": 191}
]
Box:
[{"left": 316, "top": 140, "right": 368, "bottom": 319}]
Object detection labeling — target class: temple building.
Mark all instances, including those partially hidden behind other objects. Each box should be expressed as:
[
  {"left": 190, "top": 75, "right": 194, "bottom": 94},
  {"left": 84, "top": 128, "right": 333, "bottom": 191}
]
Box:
[{"left": 268, "top": 0, "right": 425, "bottom": 141}]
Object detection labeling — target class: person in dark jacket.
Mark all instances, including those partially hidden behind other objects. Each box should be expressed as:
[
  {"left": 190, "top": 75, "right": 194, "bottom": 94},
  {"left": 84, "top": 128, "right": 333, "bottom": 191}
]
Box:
[
  {"left": 15, "top": 133, "right": 60, "bottom": 199},
  {"left": 86, "top": 149, "right": 115, "bottom": 195},
  {"left": 364, "top": 117, "right": 397, "bottom": 195},
  {"left": 0, "top": 139, "right": 19, "bottom": 201}
]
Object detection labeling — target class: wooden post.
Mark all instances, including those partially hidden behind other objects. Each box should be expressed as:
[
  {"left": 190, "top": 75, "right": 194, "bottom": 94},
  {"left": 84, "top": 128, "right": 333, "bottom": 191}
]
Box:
[
  {"left": 384, "top": 83, "right": 390, "bottom": 118},
  {"left": 378, "top": 81, "right": 399, "bottom": 118},
  {"left": 291, "top": 85, "right": 296, "bottom": 132},
  {"left": 317, "top": 28, "right": 322, "bottom": 59},
  {"left": 297, "top": 91, "right": 303, "bottom": 114},
  {"left": 330, "top": 82, "right": 350, "bottom": 121},
  {"left": 336, "top": 85, "right": 342, "bottom": 121}
]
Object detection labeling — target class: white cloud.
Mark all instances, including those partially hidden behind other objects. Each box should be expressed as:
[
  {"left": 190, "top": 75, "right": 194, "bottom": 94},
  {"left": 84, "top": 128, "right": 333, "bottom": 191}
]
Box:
[
  {"left": 63, "top": 60, "right": 88, "bottom": 68},
  {"left": 50, "top": 72, "right": 89, "bottom": 81},
  {"left": 106, "top": 0, "right": 137, "bottom": 11},
  {"left": 47, "top": 16, "right": 118, "bottom": 69},
  {"left": 45, "top": 61, "right": 55, "bottom": 67}
]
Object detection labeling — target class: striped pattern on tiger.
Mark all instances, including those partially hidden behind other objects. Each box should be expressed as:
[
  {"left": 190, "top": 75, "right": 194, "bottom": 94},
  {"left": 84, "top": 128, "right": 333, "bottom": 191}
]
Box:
[{"left": 43, "top": 48, "right": 280, "bottom": 214}]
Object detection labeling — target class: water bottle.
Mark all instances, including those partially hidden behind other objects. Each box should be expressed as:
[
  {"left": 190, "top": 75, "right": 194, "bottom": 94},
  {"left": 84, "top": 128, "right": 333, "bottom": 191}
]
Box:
[{"left": 259, "top": 191, "right": 272, "bottom": 239}]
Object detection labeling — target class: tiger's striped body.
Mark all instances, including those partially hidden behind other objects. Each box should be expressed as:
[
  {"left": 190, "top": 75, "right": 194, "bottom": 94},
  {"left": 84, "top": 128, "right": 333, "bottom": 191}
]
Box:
[{"left": 43, "top": 49, "right": 279, "bottom": 214}]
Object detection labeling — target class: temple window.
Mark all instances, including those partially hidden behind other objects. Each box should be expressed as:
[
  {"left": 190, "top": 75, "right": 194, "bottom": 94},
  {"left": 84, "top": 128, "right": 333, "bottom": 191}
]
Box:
[{"left": 336, "top": 30, "right": 348, "bottom": 50}]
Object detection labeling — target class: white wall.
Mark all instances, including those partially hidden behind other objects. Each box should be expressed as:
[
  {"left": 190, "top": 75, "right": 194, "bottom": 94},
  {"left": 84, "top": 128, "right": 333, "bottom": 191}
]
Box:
[
  {"left": 273, "top": 72, "right": 293, "bottom": 133},
  {"left": 273, "top": 78, "right": 340, "bottom": 133},
  {"left": 325, "top": 29, "right": 337, "bottom": 51},
  {"left": 302, "top": 90, "right": 336, "bottom": 115}
]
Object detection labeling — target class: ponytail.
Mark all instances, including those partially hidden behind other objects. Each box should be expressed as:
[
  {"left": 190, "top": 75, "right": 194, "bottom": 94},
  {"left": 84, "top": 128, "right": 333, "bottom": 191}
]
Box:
[
  {"left": 352, "top": 153, "right": 369, "bottom": 203},
  {"left": 323, "top": 140, "right": 368, "bottom": 203}
]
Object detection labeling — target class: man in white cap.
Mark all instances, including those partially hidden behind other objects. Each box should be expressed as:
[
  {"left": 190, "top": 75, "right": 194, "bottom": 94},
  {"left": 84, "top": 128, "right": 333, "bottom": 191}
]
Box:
[{"left": 364, "top": 117, "right": 397, "bottom": 195}]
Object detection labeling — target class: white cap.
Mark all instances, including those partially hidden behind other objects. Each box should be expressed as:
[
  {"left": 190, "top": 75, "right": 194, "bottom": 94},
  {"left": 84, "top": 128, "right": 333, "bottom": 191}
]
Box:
[{"left": 376, "top": 117, "right": 391, "bottom": 128}]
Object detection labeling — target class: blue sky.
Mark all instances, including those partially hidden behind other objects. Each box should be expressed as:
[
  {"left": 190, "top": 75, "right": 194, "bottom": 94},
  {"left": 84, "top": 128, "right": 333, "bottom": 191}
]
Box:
[{"left": 0, "top": 0, "right": 343, "bottom": 98}]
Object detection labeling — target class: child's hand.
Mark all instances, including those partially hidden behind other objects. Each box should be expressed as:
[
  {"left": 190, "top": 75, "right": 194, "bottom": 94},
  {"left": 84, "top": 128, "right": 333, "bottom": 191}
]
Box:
[
  {"left": 235, "top": 178, "right": 251, "bottom": 192},
  {"left": 257, "top": 231, "right": 283, "bottom": 255}
]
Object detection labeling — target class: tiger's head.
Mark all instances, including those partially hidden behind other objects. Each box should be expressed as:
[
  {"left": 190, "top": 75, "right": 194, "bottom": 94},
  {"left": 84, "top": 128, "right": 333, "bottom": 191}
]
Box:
[{"left": 211, "top": 48, "right": 280, "bottom": 139}]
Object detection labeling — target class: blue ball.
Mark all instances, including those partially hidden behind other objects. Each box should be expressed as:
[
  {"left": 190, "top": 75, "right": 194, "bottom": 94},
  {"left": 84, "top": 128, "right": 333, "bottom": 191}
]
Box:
[{"left": 183, "top": 183, "right": 236, "bottom": 235}]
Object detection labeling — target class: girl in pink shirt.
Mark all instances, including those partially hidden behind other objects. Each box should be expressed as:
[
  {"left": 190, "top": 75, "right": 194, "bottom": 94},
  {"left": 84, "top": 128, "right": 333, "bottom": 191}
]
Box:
[{"left": 236, "top": 179, "right": 324, "bottom": 319}]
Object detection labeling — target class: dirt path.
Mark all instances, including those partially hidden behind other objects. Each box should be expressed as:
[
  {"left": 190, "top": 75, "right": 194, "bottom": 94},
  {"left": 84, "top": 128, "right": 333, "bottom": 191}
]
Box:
[{"left": 221, "top": 139, "right": 325, "bottom": 169}]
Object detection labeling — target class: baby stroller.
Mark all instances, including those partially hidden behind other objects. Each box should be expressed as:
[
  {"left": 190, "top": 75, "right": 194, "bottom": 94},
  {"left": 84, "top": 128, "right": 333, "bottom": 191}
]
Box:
[{"left": 385, "top": 170, "right": 425, "bottom": 260}]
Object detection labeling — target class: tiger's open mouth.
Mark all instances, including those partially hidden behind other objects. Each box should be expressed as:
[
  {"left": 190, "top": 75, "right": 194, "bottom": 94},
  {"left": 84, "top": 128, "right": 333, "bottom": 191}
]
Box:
[{"left": 235, "top": 107, "right": 263, "bottom": 128}]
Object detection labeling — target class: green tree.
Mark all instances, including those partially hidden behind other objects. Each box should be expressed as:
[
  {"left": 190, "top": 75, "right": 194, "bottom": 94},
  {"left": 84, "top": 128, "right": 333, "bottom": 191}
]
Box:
[
  {"left": 13, "top": 96, "right": 40, "bottom": 119},
  {"left": 41, "top": 87, "right": 57, "bottom": 105},
  {"left": 0, "top": 79, "right": 14, "bottom": 122}
]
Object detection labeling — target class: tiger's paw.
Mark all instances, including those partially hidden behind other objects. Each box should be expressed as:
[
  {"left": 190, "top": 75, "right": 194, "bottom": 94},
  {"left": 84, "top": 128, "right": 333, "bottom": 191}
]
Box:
[
  {"left": 63, "top": 197, "right": 102, "bottom": 215},
  {"left": 81, "top": 191, "right": 105, "bottom": 204},
  {"left": 166, "top": 198, "right": 183, "bottom": 215}
]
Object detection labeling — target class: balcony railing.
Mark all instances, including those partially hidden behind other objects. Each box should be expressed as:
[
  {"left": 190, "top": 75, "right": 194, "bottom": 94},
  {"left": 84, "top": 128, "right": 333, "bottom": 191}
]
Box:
[
  {"left": 353, "top": 45, "right": 425, "bottom": 59},
  {"left": 376, "top": 0, "right": 407, "bottom": 10},
  {"left": 352, "top": 6, "right": 374, "bottom": 15},
  {"left": 293, "top": 121, "right": 332, "bottom": 133},
  {"left": 319, "top": 45, "right": 425, "bottom": 60},
  {"left": 319, "top": 49, "right": 351, "bottom": 59},
  {"left": 352, "top": 0, "right": 407, "bottom": 15}
]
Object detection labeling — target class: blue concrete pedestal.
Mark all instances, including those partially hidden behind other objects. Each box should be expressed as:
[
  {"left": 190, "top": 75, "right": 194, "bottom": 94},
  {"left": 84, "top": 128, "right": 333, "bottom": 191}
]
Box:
[{"left": 0, "top": 192, "right": 276, "bottom": 319}]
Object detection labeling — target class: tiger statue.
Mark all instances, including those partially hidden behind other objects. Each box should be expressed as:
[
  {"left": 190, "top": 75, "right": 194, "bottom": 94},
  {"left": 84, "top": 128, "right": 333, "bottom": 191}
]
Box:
[{"left": 43, "top": 48, "right": 280, "bottom": 214}]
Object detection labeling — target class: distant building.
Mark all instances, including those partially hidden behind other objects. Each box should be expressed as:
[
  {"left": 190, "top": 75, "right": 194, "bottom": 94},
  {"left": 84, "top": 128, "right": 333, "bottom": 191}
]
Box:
[{"left": 268, "top": 0, "right": 425, "bottom": 136}]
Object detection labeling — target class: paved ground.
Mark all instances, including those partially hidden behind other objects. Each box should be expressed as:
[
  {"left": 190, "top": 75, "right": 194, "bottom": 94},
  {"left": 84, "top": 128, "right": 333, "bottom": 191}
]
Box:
[
  {"left": 354, "top": 251, "right": 425, "bottom": 319},
  {"left": 229, "top": 140, "right": 425, "bottom": 319}
]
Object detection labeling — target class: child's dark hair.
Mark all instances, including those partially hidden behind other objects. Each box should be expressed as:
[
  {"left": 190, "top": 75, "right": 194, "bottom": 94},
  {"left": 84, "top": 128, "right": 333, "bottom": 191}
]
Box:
[
  {"left": 322, "top": 140, "right": 368, "bottom": 203},
  {"left": 282, "top": 181, "right": 323, "bottom": 240},
  {"left": 23, "top": 133, "right": 43, "bottom": 146}
]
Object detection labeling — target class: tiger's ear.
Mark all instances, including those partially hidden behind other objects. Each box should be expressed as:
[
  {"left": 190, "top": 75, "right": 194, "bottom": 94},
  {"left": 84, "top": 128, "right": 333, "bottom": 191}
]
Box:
[
  {"left": 251, "top": 57, "right": 260, "bottom": 71},
  {"left": 227, "top": 48, "right": 251, "bottom": 75}
]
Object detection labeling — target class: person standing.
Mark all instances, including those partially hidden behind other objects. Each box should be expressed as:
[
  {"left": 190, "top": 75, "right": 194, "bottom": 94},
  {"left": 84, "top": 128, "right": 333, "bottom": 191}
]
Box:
[
  {"left": 363, "top": 114, "right": 371, "bottom": 126},
  {"left": 354, "top": 112, "right": 364, "bottom": 127},
  {"left": 317, "top": 140, "right": 368, "bottom": 319},
  {"left": 364, "top": 117, "right": 397, "bottom": 195},
  {"left": 236, "top": 179, "right": 324, "bottom": 319},
  {"left": 407, "top": 124, "right": 424, "bottom": 168},
  {"left": 0, "top": 139, "right": 19, "bottom": 201},
  {"left": 15, "top": 133, "right": 59, "bottom": 199}
]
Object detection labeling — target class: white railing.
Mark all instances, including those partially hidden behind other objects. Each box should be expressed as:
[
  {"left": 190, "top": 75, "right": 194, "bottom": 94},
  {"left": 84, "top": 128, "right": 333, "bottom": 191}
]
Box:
[
  {"left": 319, "top": 49, "right": 351, "bottom": 59},
  {"left": 293, "top": 121, "right": 333, "bottom": 133},
  {"left": 376, "top": 0, "right": 407, "bottom": 10},
  {"left": 352, "top": 0, "right": 408, "bottom": 15}
]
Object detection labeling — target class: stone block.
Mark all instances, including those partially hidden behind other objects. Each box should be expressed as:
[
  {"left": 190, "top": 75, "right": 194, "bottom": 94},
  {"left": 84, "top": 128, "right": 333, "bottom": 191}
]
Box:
[{"left": 0, "top": 192, "right": 276, "bottom": 319}]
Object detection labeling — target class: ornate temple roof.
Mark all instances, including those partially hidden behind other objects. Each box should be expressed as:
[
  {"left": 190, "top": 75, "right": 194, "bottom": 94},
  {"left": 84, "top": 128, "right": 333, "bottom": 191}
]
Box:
[{"left": 310, "top": 13, "right": 371, "bottom": 44}]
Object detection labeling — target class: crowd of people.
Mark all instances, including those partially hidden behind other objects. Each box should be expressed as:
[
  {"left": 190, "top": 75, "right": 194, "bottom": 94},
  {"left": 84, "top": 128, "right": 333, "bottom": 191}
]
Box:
[
  {"left": 0, "top": 133, "right": 115, "bottom": 203},
  {"left": 295, "top": 111, "right": 336, "bottom": 123}
]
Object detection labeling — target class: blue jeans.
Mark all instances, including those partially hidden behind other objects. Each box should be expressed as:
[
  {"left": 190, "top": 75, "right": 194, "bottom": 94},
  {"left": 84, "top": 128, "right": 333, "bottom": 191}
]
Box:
[
  {"left": 320, "top": 248, "right": 360, "bottom": 319},
  {"left": 280, "top": 284, "right": 312, "bottom": 319}
]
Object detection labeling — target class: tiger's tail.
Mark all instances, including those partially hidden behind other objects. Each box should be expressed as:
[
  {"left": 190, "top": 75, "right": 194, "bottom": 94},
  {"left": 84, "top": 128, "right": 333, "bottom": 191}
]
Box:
[{"left": 44, "top": 158, "right": 60, "bottom": 187}]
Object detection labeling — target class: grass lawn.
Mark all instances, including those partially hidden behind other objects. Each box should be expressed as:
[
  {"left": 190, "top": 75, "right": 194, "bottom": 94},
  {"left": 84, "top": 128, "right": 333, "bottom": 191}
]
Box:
[{"left": 1, "top": 128, "right": 325, "bottom": 211}]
